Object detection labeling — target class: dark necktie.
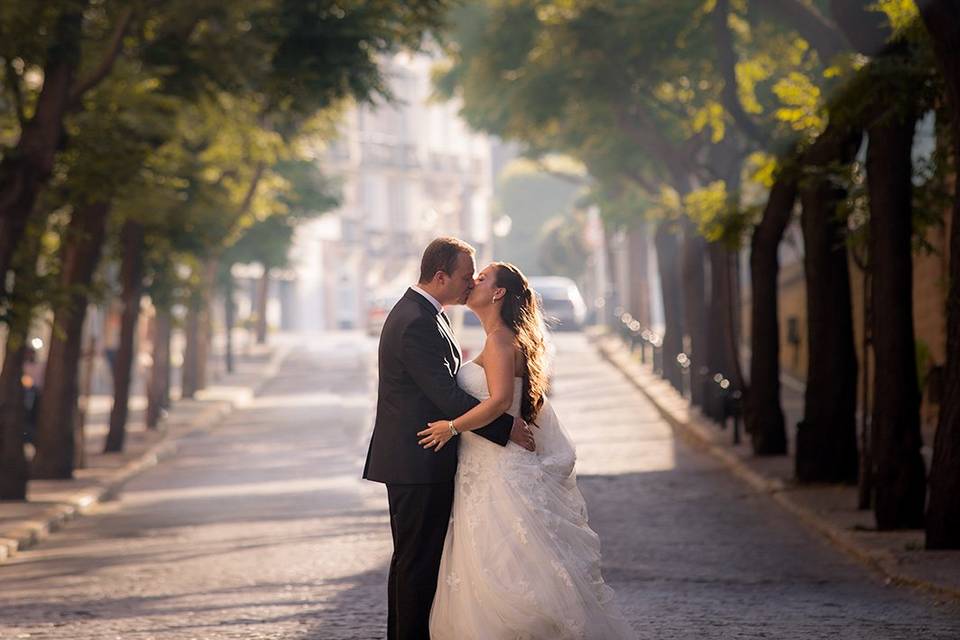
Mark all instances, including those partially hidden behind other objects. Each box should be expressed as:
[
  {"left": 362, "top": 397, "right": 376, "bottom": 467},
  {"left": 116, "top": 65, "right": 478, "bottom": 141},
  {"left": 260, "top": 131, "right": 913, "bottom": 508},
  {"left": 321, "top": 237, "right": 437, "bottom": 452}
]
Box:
[{"left": 439, "top": 309, "right": 450, "bottom": 327}]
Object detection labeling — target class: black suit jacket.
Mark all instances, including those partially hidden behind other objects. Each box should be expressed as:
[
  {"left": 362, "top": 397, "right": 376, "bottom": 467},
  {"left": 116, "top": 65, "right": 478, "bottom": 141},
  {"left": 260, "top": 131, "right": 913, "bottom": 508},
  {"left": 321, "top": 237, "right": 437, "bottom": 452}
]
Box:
[{"left": 362, "top": 288, "right": 513, "bottom": 484}]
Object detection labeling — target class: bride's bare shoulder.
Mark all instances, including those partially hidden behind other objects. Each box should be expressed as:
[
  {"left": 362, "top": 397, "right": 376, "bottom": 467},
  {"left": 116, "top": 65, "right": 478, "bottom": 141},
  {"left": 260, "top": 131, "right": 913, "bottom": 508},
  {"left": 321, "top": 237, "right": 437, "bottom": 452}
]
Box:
[
  {"left": 486, "top": 329, "right": 526, "bottom": 376},
  {"left": 486, "top": 328, "right": 518, "bottom": 356},
  {"left": 474, "top": 328, "right": 517, "bottom": 365}
]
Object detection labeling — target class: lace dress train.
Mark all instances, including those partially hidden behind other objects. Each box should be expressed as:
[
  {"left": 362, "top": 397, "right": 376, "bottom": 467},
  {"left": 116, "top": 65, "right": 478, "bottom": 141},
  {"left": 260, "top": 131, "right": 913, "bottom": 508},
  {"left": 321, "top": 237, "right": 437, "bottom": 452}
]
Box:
[{"left": 429, "top": 362, "right": 634, "bottom": 640}]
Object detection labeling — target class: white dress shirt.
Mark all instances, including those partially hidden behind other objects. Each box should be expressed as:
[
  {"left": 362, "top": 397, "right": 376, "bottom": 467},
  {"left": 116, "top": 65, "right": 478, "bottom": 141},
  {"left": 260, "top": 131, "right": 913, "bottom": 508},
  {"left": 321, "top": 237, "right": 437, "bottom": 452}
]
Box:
[{"left": 410, "top": 285, "right": 444, "bottom": 314}]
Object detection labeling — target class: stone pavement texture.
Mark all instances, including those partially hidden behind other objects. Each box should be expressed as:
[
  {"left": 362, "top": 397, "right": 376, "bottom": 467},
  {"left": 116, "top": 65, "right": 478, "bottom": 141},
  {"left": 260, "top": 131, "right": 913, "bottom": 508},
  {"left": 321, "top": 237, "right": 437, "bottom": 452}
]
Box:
[
  {"left": 0, "top": 331, "right": 957, "bottom": 639},
  {"left": 0, "top": 341, "right": 284, "bottom": 564},
  {"left": 591, "top": 327, "right": 960, "bottom": 602}
]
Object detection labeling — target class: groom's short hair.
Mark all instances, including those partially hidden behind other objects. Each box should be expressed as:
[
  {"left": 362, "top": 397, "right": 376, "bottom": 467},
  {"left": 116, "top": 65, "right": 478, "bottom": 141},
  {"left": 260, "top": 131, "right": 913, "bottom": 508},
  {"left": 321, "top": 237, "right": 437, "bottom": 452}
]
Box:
[{"left": 419, "top": 237, "right": 475, "bottom": 283}]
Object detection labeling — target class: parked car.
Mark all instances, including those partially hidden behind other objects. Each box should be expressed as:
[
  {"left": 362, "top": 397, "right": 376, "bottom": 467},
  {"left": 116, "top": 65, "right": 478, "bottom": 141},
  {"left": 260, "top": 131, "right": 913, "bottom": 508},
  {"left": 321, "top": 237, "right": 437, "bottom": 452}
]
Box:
[{"left": 529, "top": 276, "right": 587, "bottom": 330}]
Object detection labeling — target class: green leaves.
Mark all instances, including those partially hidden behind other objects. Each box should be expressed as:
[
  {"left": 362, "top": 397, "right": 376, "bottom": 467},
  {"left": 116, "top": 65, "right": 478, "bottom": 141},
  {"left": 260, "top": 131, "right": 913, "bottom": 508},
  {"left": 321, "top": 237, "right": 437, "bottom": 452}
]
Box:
[
  {"left": 683, "top": 179, "right": 752, "bottom": 246},
  {"left": 772, "top": 71, "right": 824, "bottom": 134},
  {"left": 0, "top": 0, "right": 453, "bottom": 327},
  {"left": 436, "top": 0, "right": 921, "bottom": 252}
]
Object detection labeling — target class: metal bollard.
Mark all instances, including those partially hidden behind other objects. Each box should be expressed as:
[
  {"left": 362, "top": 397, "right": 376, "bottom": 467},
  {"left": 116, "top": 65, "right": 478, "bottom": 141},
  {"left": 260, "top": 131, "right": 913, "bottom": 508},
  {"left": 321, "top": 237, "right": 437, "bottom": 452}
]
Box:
[
  {"left": 613, "top": 306, "right": 626, "bottom": 332},
  {"left": 713, "top": 374, "right": 732, "bottom": 426},
  {"left": 706, "top": 373, "right": 721, "bottom": 424},
  {"left": 652, "top": 336, "right": 663, "bottom": 376},
  {"left": 727, "top": 389, "right": 744, "bottom": 445},
  {"left": 696, "top": 366, "right": 710, "bottom": 415},
  {"left": 628, "top": 320, "right": 642, "bottom": 352},
  {"left": 618, "top": 313, "right": 630, "bottom": 341}
]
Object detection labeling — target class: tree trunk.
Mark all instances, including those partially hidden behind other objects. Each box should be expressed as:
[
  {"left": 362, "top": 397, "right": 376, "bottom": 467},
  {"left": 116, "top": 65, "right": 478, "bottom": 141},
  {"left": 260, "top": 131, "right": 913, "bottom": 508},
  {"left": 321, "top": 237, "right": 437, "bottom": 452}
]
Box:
[
  {"left": 730, "top": 254, "right": 744, "bottom": 379},
  {"left": 198, "top": 258, "right": 217, "bottom": 388},
  {"left": 74, "top": 334, "right": 96, "bottom": 469},
  {"left": 181, "top": 258, "right": 217, "bottom": 398},
  {"left": 866, "top": 108, "right": 926, "bottom": 529},
  {"left": 104, "top": 220, "right": 145, "bottom": 453},
  {"left": 31, "top": 201, "right": 110, "bottom": 479},
  {"left": 146, "top": 307, "right": 172, "bottom": 428},
  {"left": 682, "top": 220, "right": 708, "bottom": 406},
  {"left": 0, "top": 221, "right": 45, "bottom": 498},
  {"left": 181, "top": 295, "right": 201, "bottom": 399},
  {"left": 745, "top": 170, "right": 798, "bottom": 455},
  {"left": 795, "top": 125, "right": 862, "bottom": 484},
  {"left": 603, "top": 224, "right": 621, "bottom": 323},
  {"left": 224, "top": 272, "right": 236, "bottom": 374},
  {"left": 0, "top": 9, "right": 83, "bottom": 287},
  {"left": 0, "top": 337, "right": 29, "bottom": 500},
  {"left": 858, "top": 264, "right": 874, "bottom": 510},
  {"left": 654, "top": 222, "right": 685, "bottom": 391},
  {"left": 707, "top": 241, "right": 740, "bottom": 386},
  {"left": 626, "top": 222, "right": 651, "bottom": 327},
  {"left": 255, "top": 264, "right": 269, "bottom": 344},
  {"left": 705, "top": 240, "right": 743, "bottom": 422},
  {"left": 919, "top": 0, "right": 960, "bottom": 548}
]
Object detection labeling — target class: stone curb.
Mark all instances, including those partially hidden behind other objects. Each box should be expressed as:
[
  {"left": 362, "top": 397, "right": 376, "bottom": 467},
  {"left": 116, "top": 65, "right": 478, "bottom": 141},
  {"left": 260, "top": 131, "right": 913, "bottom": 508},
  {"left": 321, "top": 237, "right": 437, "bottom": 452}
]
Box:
[
  {"left": 0, "top": 343, "right": 291, "bottom": 565},
  {"left": 587, "top": 328, "right": 960, "bottom": 603}
]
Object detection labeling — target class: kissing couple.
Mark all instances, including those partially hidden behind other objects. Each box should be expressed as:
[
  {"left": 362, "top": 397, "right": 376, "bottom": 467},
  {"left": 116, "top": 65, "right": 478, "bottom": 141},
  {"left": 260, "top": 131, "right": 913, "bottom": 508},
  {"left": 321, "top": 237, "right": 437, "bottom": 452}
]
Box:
[{"left": 363, "top": 237, "right": 633, "bottom": 639}]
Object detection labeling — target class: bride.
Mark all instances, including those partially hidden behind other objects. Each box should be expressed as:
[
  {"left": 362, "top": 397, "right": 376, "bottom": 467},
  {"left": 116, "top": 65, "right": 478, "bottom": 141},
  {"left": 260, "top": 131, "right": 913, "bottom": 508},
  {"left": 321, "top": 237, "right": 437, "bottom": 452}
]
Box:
[{"left": 416, "top": 262, "right": 634, "bottom": 640}]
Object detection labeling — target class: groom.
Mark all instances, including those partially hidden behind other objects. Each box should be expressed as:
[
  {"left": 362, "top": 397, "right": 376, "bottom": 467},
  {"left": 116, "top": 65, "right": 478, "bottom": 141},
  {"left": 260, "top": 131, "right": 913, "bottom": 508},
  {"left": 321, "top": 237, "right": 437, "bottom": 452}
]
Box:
[{"left": 363, "top": 236, "right": 534, "bottom": 640}]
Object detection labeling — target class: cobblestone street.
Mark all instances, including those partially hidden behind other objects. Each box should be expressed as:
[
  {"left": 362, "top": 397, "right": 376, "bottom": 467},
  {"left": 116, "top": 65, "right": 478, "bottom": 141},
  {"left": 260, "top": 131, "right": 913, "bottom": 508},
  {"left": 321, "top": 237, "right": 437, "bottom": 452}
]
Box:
[{"left": 1, "top": 331, "right": 959, "bottom": 639}]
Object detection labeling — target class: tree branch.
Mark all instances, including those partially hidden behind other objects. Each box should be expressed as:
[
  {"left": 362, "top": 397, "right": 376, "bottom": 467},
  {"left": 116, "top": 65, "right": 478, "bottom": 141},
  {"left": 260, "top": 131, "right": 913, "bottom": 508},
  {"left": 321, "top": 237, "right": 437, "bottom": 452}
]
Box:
[
  {"left": 526, "top": 157, "right": 590, "bottom": 186},
  {"left": 623, "top": 168, "right": 661, "bottom": 195},
  {"left": 3, "top": 58, "right": 25, "bottom": 125},
  {"left": 68, "top": 6, "right": 134, "bottom": 106},
  {"left": 616, "top": 105, "right": 701, "bottom": 192},
  {"left": 828, "top": 0, "right": 891, "bottom": 56},
  {"left": 713, "top": 0, "right": 771, "bottom": 147},
  {"left": 237, "top": 162, "right": 266, "bottom": 219},
  {"left": 707, "top": 133, "right": 750, "bottom": 184},
  {"left": 756, "top": 0, "right": 847, "bottom": 63}
]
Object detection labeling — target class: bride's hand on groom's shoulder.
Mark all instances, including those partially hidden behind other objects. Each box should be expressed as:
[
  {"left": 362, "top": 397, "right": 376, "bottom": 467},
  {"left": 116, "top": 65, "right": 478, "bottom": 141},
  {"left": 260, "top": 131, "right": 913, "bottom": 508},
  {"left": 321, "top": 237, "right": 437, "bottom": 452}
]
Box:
[
  {"left": 418, "top": 421, "right": 454, "bottom": 452},
  {"left": 509, "top": 416, "right": 536, "bottom": 452}
]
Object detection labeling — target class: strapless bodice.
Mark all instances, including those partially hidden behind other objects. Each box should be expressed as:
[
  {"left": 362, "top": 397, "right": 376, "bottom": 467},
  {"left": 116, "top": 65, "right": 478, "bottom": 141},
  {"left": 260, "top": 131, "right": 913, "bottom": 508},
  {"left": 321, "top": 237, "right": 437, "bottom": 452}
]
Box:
[{"left": 457, "top": 360, "right": 523, "bottom": 418}]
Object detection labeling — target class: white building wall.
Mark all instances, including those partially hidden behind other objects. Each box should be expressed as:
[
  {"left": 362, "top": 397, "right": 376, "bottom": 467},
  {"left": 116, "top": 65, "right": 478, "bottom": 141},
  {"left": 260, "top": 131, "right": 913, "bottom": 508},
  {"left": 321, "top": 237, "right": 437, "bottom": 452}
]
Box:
[{"left": 292, "top": 50, "right": 494, "bottom": 331}]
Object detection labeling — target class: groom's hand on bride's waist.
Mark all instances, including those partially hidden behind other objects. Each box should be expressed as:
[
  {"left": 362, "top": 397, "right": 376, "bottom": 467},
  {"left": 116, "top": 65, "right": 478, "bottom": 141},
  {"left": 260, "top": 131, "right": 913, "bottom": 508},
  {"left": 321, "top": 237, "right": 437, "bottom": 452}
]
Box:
[{"left": 509, "top": 416, "right": 535, "bottom": 452}]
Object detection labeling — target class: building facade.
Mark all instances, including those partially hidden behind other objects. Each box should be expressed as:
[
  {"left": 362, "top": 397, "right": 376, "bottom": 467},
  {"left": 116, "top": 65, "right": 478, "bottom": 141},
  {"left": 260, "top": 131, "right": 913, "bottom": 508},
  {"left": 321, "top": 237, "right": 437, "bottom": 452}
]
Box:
[{"left": 291, "top": 52, "right": 495, "bottom": 332}]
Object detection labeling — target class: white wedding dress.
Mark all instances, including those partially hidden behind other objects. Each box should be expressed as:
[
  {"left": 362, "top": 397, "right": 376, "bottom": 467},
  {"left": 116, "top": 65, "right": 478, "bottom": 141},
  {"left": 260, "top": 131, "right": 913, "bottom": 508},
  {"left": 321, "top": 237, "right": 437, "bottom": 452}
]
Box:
[{"left": 429, "top": 361, "right": 634, "bottom": 640}]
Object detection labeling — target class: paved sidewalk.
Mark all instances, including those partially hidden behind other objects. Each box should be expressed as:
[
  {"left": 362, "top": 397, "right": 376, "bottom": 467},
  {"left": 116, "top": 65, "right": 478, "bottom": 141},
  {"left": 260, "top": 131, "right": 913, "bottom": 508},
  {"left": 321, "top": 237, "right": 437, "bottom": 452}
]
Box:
[
  {"left": 590, "top": 327, "right": 960, "bottom": 602},
  {"left": 0, "top": 340, "right": 290, "bottom": 564}
]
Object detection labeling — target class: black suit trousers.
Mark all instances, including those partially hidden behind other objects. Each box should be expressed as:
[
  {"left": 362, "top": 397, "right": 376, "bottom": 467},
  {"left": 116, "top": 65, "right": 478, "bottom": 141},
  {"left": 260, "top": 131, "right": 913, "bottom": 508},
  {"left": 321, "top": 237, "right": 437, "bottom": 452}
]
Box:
[{"left": 386, "top": 482, "right": 455, "bottom": 640}]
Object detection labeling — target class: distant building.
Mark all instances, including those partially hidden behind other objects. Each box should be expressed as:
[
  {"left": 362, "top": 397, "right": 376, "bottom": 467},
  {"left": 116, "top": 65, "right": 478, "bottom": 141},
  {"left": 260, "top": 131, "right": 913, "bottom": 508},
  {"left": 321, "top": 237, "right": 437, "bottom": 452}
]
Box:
[{"left": 291, "top": 51, "right": 494, "bottom": 331}]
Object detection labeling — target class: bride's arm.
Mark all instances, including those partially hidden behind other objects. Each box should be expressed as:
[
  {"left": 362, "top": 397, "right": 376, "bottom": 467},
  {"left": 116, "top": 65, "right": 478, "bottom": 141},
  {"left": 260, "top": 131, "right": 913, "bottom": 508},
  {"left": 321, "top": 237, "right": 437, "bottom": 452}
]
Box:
[{"left": 418, "top": 331, "right": 516, "bottom": 451}]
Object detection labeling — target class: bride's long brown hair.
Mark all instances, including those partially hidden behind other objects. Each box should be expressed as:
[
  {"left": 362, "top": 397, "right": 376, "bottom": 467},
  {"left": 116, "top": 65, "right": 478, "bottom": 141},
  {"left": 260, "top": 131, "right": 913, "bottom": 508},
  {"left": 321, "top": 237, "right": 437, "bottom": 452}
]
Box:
[{"left": 492, "top": 262, "right": 547, "bottom": 424}]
